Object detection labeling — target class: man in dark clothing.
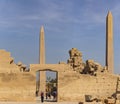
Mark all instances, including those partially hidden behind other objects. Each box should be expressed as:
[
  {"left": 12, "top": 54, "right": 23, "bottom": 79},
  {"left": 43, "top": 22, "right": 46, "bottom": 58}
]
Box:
[{"left": 41, "top": 92, "right": 44, "bottom": 103}]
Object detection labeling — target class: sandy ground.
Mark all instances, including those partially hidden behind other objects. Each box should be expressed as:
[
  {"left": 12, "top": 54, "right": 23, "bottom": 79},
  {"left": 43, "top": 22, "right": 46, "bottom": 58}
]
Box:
[
  {"left": 0, "top": 102, "right": 103, "bottom": 104},
  {"left": 0, "top": 102, "right": 79, "bottom": 104},
  {"left": 0, "top": 97, "right": 103, "bottom": 104}
]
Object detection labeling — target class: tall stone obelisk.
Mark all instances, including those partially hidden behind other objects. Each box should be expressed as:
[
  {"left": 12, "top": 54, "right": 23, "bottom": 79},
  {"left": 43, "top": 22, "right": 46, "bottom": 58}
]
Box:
[
  {"left": 39, "top": 26, "right": 46, "bottom": 93},
  {"left": 39, "top": 26, "right": 45, "bottom": 64},
  {"left": 106, "top": 11, "right": 114, "bottom": 73}
]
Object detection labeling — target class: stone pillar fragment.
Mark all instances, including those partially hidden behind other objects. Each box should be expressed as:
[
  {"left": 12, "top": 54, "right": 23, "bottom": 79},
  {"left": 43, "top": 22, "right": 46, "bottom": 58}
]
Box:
[{"left": 106, "top": 11, "right": 114, "bottom": 73}]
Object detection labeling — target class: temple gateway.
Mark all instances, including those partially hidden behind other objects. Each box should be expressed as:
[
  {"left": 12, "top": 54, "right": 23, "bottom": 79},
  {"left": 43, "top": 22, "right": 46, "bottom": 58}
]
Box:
[{"left": 0, "top": 12, "right": 120, "bottom": 104}]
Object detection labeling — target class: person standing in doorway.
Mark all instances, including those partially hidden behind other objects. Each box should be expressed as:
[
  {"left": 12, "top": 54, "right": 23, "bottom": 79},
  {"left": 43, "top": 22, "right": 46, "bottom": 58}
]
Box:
[{"left": 40, "top": 91, "right": 44, "bottom": 103}]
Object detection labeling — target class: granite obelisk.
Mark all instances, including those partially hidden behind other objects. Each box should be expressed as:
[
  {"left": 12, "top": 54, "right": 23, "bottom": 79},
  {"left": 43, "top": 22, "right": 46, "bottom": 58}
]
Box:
[
  {"left": 39, "top": 26, "right": 46, "bottom": 93},
  {"left": 106, "top": 11, "right": 114, "bottom": 73},
  {"left": 39, "top": 26, "right": 45, "bottom": 64}
]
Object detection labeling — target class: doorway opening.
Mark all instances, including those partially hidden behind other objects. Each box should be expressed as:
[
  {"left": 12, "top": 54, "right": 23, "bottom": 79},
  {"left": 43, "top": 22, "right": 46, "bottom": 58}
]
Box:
[
  {"left": 46, "top": 70, "right": 58, "bottom": 102},
  {"left": 36, "top": 69, "right": 58, "bottom": 102}
]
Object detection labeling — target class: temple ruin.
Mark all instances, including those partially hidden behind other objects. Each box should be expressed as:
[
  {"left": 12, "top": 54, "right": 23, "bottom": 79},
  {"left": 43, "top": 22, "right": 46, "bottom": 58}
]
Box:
[{"left": 0, "top": 11, "right": 120, "bottom": 104}]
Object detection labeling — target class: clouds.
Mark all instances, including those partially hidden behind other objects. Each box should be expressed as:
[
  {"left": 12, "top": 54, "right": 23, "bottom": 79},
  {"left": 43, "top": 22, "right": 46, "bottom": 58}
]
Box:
[
  {"left": 0, "top": 0, "right": 120, "bottom": 73},
  {"left": 0, "top": 0, "right": 107, "bottom": 32}
]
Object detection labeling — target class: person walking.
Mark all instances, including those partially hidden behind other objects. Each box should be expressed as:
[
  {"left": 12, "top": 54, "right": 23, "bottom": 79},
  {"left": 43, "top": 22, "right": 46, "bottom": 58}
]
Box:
[{"left": 40, "top": 92, "right": 44, "bottom": 103}]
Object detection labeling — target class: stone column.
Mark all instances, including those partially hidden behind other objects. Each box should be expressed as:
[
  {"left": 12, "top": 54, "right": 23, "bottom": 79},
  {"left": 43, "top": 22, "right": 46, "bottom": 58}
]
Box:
[
  {"left": 39, "top": 26, "right": 46, "bottom": 93},
  {"left": 106, "top": 11, "right": 114, "bottom": 73}
]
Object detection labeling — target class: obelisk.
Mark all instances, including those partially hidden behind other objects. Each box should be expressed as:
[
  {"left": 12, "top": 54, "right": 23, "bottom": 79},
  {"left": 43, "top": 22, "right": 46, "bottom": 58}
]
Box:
[
  {"left": 39, "top": 26, "right": 46, "bottom": 93},
  {"left": 106, "top": 11, "right": 114, "bottom": 73},
  {"left": 39, "top": 26, "right": 45, "bottom": 64}
]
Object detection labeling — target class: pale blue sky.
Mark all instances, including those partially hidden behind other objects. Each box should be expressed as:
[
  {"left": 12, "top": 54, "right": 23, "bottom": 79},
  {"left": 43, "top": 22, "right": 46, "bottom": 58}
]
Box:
[{"left": 0, "top": 0, "right": 120, "bottom": 74}]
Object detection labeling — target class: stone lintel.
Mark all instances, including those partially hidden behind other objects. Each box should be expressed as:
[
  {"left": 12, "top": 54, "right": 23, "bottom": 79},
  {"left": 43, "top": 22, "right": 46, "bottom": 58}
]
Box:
[{"left": 30, "top": 64, "right": 68, "bottom": 72}]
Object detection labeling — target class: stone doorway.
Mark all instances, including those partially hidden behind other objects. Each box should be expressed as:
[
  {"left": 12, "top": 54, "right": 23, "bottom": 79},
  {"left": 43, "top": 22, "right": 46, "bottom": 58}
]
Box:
[{"left": 36, "top": 69, "right": 58, "bottom": 102}]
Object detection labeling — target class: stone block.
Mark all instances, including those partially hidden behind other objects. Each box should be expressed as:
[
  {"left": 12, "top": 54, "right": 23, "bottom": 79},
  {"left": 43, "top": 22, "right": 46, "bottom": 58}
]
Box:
[
  {"left": 117, "top": 80, "right": 120, "bottom": 84},
  {"left": 118, "top": 77, "right": 120, "bottom": 80},
  {"left": 107, "top": 98, "right": 115, "bottom": 104},
  {"left": 117, "top": 87, "right": 120, "bottom": 91},
  {"left": 117, "top": 84, "right": 120, "bottom": 88},
  {"left": 85, "top": 95, "right": 92, "bottom": 102},
  {"left": 116, "top": 100, "right": 120, "bottom": 104},
  {"left": 116, "top": 94, "right": 120, "bottom": 100},
  {"left": 78, "top": 102, "right": 84, "bottom": 104}
]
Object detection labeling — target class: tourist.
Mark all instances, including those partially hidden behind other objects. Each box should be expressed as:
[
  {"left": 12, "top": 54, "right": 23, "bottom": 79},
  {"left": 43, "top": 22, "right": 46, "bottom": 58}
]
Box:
[
  {"left": 40, "top": 91, "right": 44, "bottom": 103},
  {"left": 48, "top": 92, "right": 51, "bottom": 99},
  {"left": 36, "top": 90, "right": 38, "bottom": 97},
  {"left": 53, "top": 91, "right": 57, "bottom": 100},
  {"left": 45, "top": 92, "right": 48, "bottom": 100}
]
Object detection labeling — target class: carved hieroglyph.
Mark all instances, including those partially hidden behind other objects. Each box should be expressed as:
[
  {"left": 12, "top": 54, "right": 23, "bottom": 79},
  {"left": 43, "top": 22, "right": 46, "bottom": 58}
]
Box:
[{"left": 106, "top": 11, "right": 114, "bottom": 73}]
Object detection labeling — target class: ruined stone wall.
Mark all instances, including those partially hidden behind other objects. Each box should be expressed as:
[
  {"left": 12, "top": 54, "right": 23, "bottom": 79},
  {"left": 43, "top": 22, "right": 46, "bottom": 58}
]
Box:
[
  {"left": 0, "top": 60, "right": 118, "bottom": 102},
  {"left": 30, "top": 63, "right": 118, "bottom": 102},
  {"left": 0, "top": 50, "right": 36, "bottom": 101},
  {"left": 0, "top": 72, "right": 36, "bottom": 102},
  {"left": 58, "top": 71, "right": 118, "bottom": 102},
  {"left": 0, "top": 50, "right": 20, "bottom": 73}
]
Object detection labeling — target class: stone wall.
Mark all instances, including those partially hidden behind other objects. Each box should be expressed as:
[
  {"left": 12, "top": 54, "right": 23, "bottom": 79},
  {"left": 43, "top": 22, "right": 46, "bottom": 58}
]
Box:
[
  {"left": 58, "top": 71, "right": 118, "bottom": 102},
  {"left": 30, "top": 63, "right": 118, "bottom": 102},
  {"left": 0, "top": 62, "right": 119, "bottom": 102},
  {"left": 0, "top": 72, "right": 36, "bottom": 101},
  {"left": 0, "top": 49, "right": 119, "bottom": 102},
  {"left": 0, "top": 50, "right": 20, "bottom": 73}
]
